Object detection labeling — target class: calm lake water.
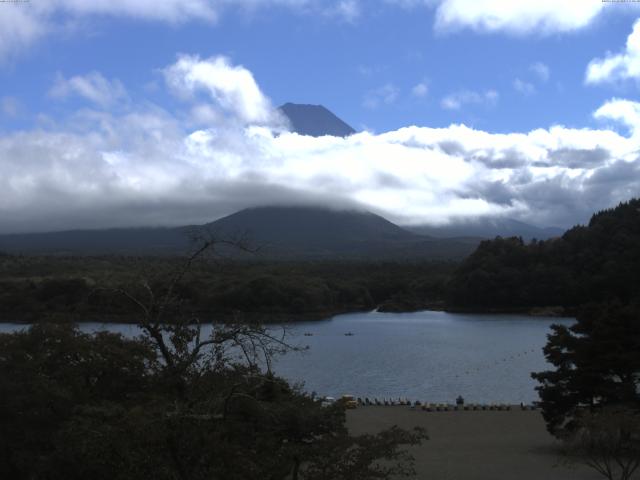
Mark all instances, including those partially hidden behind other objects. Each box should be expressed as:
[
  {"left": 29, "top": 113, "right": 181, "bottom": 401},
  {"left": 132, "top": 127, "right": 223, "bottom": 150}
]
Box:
[{"left": 0, "top": 310, "right": 574, "bottom": 404}]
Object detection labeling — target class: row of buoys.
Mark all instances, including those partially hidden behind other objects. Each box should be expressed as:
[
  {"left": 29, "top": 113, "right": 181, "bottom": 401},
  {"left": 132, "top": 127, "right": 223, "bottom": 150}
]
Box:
[
  {"left": 454, "top": 348, "right": 539, "bottom": 379},
  {"left": 356, "top": 397, "right": 537, "bottom": 411},
  {"left": 358, "top": 397, "right": 413, "bottom": 406}
]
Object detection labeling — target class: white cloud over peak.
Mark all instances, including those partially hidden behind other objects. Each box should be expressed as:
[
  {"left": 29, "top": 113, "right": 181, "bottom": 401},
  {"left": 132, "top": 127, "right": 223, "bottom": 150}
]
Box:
[
  {"left": 1, "top": 55, "right": 640, "bottom": 234},
  {"left": 440, "top": 89, "right": 498, "bottom": 110},
  {"left": 586, "top": 19, "right": 640, "bottom": 85},
  {"left": 163, "top": 55, "right": 285, "bottom": 127},
  {"left": 49, "top": 72, "right": 128, "bottom": 107},
  {"left": 434, "top": 0, "right": 605, "bottom": 35}
]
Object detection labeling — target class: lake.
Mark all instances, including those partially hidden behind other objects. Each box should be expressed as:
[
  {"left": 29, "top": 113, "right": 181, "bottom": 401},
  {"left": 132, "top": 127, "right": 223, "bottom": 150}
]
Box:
[{"left": 0, "top": 310, "right": 573, "bottom": 404}]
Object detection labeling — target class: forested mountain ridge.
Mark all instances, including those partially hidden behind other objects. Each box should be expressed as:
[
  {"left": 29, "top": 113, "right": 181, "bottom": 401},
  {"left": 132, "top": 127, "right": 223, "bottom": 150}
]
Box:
[
  {"left": 0, "top": 206, "right": 478, "bottom": 260},
  {"left": 447, "top": 198, "right": 640, "bottom": 310}
]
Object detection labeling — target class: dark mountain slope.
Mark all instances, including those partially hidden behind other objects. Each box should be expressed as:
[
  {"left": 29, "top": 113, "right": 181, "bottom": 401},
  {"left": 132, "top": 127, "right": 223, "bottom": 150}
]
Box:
[
  {"left": 0, "top": 206, "right": 478, "bottom": 259},
  {"left": 207, "top": 206, "right": 416, "bottom": 249},
  {"left": 279, "top": 103, "right": 355, "bottom": 137},
  {"left": 205, "top": 206, "right": 478, "bottom": 259}
]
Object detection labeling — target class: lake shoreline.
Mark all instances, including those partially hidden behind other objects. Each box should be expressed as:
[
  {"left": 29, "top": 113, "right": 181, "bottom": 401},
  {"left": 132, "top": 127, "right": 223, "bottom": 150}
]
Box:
[
  {"left": 0, "top": 304, "right": 576, "bottom": 325},
  {"left": 0, "top": 307, "right": 372, "bottom": 325}
]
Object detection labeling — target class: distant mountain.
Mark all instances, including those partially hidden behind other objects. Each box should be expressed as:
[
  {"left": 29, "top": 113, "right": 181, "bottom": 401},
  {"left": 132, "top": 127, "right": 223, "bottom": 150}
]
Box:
[
  {"left": 0, "top": 206, "right": 478, "bottom": 259},
  {"left": 279, "top": 103, "right": 356, "bottom": 137},
  {"left": 206, "top": 206, "right": 413, "bottom": 249},
  {"left": 406, "top": 217, "right": 563, "bottom": 241},
  {"left": 203, "top": 206, "right": 479, "bottom": 259}
]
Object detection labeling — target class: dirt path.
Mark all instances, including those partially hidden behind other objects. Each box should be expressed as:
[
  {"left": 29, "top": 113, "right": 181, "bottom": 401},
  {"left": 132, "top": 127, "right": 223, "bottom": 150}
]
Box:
[{"left": 347, "top": 406, "right": 605, "bottom": 480}]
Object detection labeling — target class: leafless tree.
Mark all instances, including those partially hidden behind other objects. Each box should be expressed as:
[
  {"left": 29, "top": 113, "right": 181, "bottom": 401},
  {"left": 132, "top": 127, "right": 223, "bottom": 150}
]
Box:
[{"left": 114, "top": 231, "right": 299, "bottom": 386}]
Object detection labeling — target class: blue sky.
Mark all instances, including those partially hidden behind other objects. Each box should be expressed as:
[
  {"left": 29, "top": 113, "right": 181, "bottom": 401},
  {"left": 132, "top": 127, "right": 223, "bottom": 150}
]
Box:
[
  {"left": 1, "top": 1, "right": 640, "bottom": 233},
  {"left": 2, "top": 1, "right": 638, "bottom": 133}
]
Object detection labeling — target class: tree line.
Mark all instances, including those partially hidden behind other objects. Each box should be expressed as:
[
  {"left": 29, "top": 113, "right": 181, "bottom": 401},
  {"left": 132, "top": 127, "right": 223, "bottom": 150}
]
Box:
[
  {"left": 0, "top": 242, "right": 428, "bottom": 479},
  {"left": 447, "top": 199, "right": 640, "bottom": 310},
  {"left": 0, "top": 258, "right": 453, "bottom": 322}
]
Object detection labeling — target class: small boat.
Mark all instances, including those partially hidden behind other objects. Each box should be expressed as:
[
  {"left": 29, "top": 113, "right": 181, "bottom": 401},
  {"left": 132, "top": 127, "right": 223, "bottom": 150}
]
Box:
[
  {"left": 303, "top": 332, "right": 314, "bottom": 336},
  {"left": 344, "top": 332, "right": 355, "bottom": 336}
]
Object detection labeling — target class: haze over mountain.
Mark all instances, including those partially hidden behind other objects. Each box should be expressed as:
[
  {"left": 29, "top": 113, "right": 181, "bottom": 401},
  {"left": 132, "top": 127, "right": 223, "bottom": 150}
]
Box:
[
  {"left": 0, "top": 206, "right": 478, "bottom": 259},
  {"left": 407, "top": 218, "right": 564, "bottom": 241},
  {"left": 279, "top": 103, "right": 356, "bottom": 137}
]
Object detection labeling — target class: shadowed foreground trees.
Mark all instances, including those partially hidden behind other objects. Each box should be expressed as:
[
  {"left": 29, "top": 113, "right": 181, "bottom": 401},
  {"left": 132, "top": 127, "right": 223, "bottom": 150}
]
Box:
[
  {"left": 532, "top": 302, "right": 640, "bottom": 435},
  {"left": 0, "top": 323, "right": 427, "bottom": 479},
  {"left": 0, "top": 240, "right": 427, "bottom": 479},
  {"left": 563, "top": 407, "right": 640, "bottom": 480},
  {"left": 532, "top": 302, "right": 640, "bottom": 480}
]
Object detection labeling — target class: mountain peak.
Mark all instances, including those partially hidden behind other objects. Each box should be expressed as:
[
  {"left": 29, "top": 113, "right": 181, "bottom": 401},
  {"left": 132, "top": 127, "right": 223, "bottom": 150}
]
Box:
[{"left": 279, "top": 103, "right": 356, "bottom": 137}]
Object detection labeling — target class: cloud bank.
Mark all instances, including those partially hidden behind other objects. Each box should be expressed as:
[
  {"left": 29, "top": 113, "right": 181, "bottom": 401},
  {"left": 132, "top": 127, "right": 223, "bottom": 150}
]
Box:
[{"left": 1, "top": 55, "right": 639, "bottom": 234}]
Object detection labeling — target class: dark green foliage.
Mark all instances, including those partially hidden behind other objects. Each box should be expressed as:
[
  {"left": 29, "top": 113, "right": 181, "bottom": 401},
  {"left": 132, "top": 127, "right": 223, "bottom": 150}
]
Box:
[
  {"left": 448, "top": 199, "right": 640, "bottom": 309},
  {"left": 0, "top": 235, "right": 427, "bottom": 480},
  {"left": 0, "top": 259, "right": 453, "bottom": 321},
  {"left": 532, "top": 302, "right": 640, "bottom": 436},
  {"left": 0, "top": 323, "right": 427, "bottom": 479},
  {"left": 0, "top": 324, "right": 156, "bottom": 478}
]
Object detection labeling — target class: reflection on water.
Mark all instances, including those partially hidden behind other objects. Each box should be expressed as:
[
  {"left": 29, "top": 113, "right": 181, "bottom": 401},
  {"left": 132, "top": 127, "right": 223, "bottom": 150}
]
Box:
[{"left": 0, "top": 310, "right": 573, "bottom": 403}]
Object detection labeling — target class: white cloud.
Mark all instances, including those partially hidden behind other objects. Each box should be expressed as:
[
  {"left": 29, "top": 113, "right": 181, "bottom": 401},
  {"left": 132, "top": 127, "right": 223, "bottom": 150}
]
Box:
[
  {"left": 593, "top": 98, "right": 640, "bottom": 135},
  {"left": 530, "top": 62, "right": 550, "bottom": 82},
  {"left": 0, "top": 0, "right": 353, "bottom": 61},
  {"left": 363, "top": 84, "right": 400, "bottom": 109},
  {"left": 1, "top": 106, "right": 635, "bottom": 232},
  {"left": 49, "top": 72, "right": 128, "bottom": 107},
  {"left": 434, "top": 0, "right": 605, "bottom": 35},
  {"left": 586, "top": 18, "right": 640, "bottom": 85},
  {"left": 163, "top": 54, "right": 284, "bottom": 127},
  {"left": 513, "top": 78, "right": 536, "bottom": 96},
  {"left": 412, "top": 82, "right": 429, "bottom": 98},
  {"left": 49, "top": 0, "right": 219, "bottom": 23},
  {"left": 0, "top": 6, "right": 47, "bottom": 61},
  {"left": 1, "top": 58, "right": 640, "bottom": 233},
  {"left": 441, "top": 89, "right": 498, "bottom": 110}
]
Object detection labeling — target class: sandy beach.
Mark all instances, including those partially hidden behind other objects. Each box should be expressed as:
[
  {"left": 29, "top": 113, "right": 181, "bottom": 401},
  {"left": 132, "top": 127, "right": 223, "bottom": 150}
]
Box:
[{"left": 347, "top": 406, "right": 604, "bottom": 480}]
